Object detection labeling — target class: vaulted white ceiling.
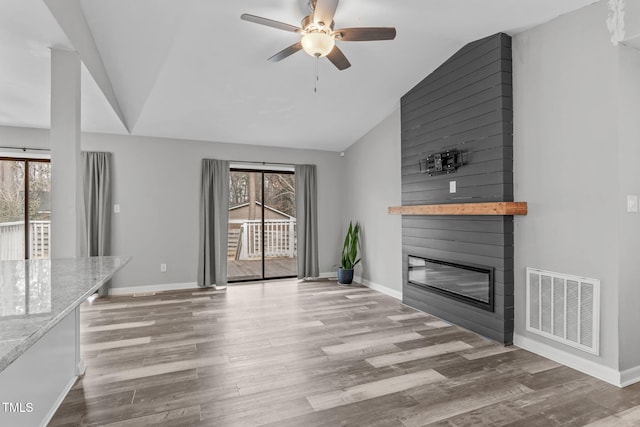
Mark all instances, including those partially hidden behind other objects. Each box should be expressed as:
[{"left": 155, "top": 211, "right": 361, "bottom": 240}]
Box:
[{"left": 0, "top": 0, "right": 599, "bottom": 151}]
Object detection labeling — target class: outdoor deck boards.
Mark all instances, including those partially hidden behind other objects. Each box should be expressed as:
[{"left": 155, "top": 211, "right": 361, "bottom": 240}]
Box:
[{"left": 228, "top": 257, "right": 297, "bottom": 281}]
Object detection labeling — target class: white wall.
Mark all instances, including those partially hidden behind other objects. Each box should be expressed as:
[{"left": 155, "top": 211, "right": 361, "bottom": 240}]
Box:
[
  {"left": 84, "top": 133, "right": 344, "bottom": 289},
  {"left": 0, "top": 111, "right": 403, "bottom": 299},
  {"left": 617, "top": 43, "right": 640, "bottom": 372},
  {"left": 0, "top": 125, "right": 344, "bottom": 289},
  {"left": 343, "top": 107, "right": 403, "bottom": 298},
  {"left": 514, "top": 7, "right": 640, "bottom": 380},
  {"left": 513, "top": 1, "right": 621, "bottom": 371},
  {"left": 0, "top": 125, "right": 49, "bottom": 151}
]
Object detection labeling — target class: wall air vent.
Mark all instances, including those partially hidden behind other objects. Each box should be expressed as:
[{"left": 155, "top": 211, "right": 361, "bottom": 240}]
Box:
[{"left": 526, "top": 267, "right": 600, "bottom": 355}]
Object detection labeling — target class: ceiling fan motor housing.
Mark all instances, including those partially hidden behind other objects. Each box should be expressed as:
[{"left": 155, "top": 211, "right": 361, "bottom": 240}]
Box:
[{"left": 301, "top": 14, "right": 333, "bottom": 33}]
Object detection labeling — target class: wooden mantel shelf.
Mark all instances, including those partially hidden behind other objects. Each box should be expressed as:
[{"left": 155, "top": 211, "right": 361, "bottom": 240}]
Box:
[{"left": 388, "top": 202, "right": 528, "bottom": 216}]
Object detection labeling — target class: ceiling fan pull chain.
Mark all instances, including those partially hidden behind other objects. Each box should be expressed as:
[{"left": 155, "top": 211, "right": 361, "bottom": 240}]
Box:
[{"left": 314, "top": 55, "right": 319, "bottom": 94}]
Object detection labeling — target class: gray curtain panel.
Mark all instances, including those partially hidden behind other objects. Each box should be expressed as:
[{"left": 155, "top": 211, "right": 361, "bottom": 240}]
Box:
[
  {"left": 295, "top": 164, "right": 319, "bottom": 279},
  {"left": 81, "top": 151, "right": 112, "bottom": 296},
  {"left": 198, "top": 159, "right": 230, "bottom": 288}
]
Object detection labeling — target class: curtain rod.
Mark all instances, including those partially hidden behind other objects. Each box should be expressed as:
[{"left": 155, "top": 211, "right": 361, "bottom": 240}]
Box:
[
  {"left": 228, "top": 160, "right": 295, "bottom": 167},
  {"left": 0, "top": 145, "right": 50, "bottom": 152}
]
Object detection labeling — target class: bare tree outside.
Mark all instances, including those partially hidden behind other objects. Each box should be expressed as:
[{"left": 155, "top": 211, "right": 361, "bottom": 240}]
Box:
[
  {"left": 247, "top": 172, "right": 258, "bottom": 220},
  {"left": 264, "top": 173, "right": 295, "bottom": 217},
  {"left": 0, "top": 160, "right": 25, "bottom": 222},
  {"left": 228, "top": 171, "right": 294, "bottom": 217},
  {"left": 0, "top": 159, "right": 51, "bottom": 260},
  {"left": 0, "top": 160, "right": 50, "bottom": 222},
  {"left": 28, "top": 162, "right": 52, "bottom": 221}
]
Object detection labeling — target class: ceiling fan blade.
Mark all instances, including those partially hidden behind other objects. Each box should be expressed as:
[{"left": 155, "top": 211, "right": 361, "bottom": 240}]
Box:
[
  {"left": 326, "top": 46, "right": 351, "bottom": 70},
  {"left": 241, "top": 14, "right": 301, "bottom": 33},
  {"left": 268, "top": 42, "right": 303, "bottom": 62},
  {"left": 335, "top": 27, "right": 397, "bottom": 41},
  {"left": 313, "top": 0, "right": 339, "bottom": 26}
]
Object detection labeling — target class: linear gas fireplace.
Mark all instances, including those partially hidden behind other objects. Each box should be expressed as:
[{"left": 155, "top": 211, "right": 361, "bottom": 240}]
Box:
[{"left": 408, "top": 256, "right": 494, "bottom": 312}]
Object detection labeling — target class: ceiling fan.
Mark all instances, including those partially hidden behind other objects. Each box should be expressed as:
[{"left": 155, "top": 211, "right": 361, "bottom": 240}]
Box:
[{"left": 241, "top": 0, "right": 396, "bottom": 70}]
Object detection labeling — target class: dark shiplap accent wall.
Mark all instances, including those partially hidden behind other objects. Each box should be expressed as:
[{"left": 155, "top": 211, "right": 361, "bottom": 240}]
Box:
[{"left": 400, "top": 33, "right": 514, "bottom": 344}]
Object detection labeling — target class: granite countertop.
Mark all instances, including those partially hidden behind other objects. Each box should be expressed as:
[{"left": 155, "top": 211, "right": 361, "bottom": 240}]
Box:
[{"left": 0, "top": 256, "right": 130, "bottom": 372}]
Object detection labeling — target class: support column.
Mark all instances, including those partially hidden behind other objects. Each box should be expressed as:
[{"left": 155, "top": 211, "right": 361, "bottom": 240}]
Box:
[
  {"left": 50, "top": 48, "right": 82, "bottom": 259},
  {"left": 49, "top": 49, "right": 85, "bottom": 395}
]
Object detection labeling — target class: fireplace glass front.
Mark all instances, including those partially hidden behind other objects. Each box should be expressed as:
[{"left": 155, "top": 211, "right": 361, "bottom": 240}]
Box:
[{"left": 408, "top": 256, "right": 494, "bottom": 311}]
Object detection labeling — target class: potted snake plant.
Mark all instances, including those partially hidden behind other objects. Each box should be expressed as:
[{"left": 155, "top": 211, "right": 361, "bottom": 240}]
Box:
[{"left": 338, "top": 221, "right": 360, "bottom": 285}]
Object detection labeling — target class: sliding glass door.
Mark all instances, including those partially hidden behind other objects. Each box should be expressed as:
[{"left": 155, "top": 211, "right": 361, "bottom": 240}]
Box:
[
  {"left": 227, "top": 169, "right": 296, "bottom": 282},
  {"left": 262, "top": 172, "right": 296, "bottom": 278},
  {"left": 0, "top": 158, "right": 51, "bottom": 260}
]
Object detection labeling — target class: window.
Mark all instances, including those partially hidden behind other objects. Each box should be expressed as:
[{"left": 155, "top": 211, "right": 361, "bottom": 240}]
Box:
[{"left": 0, "top": 158, "right": 51, "bottom": 260}]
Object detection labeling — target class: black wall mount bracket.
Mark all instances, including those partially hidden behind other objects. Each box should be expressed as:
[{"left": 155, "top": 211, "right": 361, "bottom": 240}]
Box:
[{"left": 419, "top": 149, "right": 464, "bottom": 176}]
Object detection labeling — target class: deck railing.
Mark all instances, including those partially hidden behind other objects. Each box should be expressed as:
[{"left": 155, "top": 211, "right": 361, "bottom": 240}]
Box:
[
  {"left": 0, "top": 220, "right": 51, "bottom": 260},
  {"left": 238, "top": 219, "right": 296, "bottom": 260}
]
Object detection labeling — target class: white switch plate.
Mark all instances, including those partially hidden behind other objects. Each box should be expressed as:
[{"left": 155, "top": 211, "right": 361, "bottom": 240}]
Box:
[
  {"left": 160, "top": 263, "right": 167, "bottom": 273},
  {"left": 627, "top": 195, "right": 639, "bottom": 213},
  {"left": 449, "top": 181, "right": 456, "bottom": 193},
  {"left": 113, "top": 204, "right": 120, "bottom": 213}
]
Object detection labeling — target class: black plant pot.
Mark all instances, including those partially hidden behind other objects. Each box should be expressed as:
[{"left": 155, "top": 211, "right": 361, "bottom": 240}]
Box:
[{"left": 338, "top": 268, "right": 354, "bottom": 285}]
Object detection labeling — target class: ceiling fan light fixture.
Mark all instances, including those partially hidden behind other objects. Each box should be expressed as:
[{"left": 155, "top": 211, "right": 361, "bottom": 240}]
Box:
[
  {"left": 301, "top": 32, "right": 335, "bottom": 57},
  {"left": 241, "top": 1, "right": 396, "bottom": 71}
]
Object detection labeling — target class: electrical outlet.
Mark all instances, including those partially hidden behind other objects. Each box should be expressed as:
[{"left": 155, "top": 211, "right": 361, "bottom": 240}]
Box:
[
  {"left": 113, "top": 204, "right": 120, "bottom": 213},
  {"left": 449, "top": 181, "right": 456, "bottom": 193},
  {"left": 160, "top": 263, "right": 167, "bottom": 273}
]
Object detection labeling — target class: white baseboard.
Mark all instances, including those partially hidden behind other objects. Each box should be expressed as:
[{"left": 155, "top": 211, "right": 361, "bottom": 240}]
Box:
[
  {"left": 75, "top": 359, "right": 86, "bottom": 376},
  {"left": 620, "top": 365, "right": 640, "bottom": 387},
  {"left": 108, "top": 282, "right": 198, "bottom": 295},
  {"left": 313, "top": 272, "right": 402, "bottom": 300},
  {"left": 513, "top": 333, "right": 624, "bottom": 387},
  {"left": 40, "top": 375, "right": 78, "bottom": 427},
  {"left": 318, "top": 271, "right": 336, "bottom": 279},
  {"left": 354, "top": 275, "right": 402, "bottom": 300}
]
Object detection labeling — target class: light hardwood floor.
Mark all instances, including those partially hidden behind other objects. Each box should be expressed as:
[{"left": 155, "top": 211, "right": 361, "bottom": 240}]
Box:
[{"left": 50, "top": 279, "right": 640, "bottom": 426}]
